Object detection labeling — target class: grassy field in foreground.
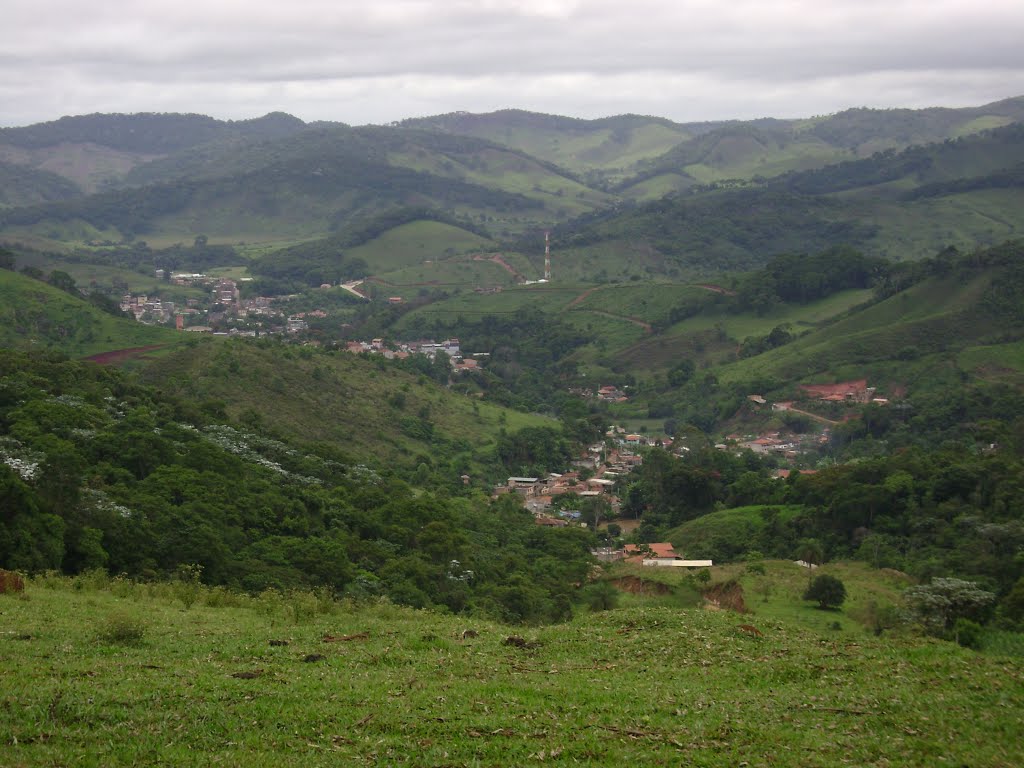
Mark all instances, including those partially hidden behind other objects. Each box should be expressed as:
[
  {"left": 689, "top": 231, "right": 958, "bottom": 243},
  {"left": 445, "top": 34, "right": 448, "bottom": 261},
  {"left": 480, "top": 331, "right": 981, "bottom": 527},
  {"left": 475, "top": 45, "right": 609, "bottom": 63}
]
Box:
[{"left": 2, "top": 574, "right": 1022, "bottom": 767}]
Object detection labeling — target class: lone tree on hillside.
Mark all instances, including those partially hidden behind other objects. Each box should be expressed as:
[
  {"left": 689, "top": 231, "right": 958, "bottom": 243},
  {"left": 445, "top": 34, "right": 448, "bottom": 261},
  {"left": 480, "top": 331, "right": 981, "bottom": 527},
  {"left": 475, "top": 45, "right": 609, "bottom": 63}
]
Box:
[{"left": 804, "top": 574, "right": 847, "bottom": 610}]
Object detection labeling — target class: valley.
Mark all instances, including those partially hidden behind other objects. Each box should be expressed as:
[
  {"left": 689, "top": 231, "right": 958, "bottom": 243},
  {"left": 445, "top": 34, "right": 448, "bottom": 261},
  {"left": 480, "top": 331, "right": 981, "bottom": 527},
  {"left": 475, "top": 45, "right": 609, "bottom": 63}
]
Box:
[{"left": 2, "top": 97, "right": 1024, "bottom": 766}]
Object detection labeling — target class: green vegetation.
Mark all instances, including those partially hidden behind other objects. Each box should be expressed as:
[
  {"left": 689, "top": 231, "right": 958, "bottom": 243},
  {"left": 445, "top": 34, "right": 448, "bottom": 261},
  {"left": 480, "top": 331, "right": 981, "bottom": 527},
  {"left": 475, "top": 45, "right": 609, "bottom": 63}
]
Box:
[
  {"left": 346, "top": 220, "right": 495, "bottom": 272},
  {"left": 0, "top": 268, "right": 178, "bottom": 357},
  {"left": 3, "top": 105, "right": 1024, "bottom": 762},
  {"left": 0, "top": 349, "right": 593, "bottom": 622},
  {"left": 804, "top": 574, "right": 847, "bottom": 610},
  {"left": 2, "top": 570, "right": 1021, "bottom": 767},
  {"left": 0, "top": 159, "right": 81, "bottom": 207},
  {"left": 139, "top": 338, "right": 554, "bottom": 475}
]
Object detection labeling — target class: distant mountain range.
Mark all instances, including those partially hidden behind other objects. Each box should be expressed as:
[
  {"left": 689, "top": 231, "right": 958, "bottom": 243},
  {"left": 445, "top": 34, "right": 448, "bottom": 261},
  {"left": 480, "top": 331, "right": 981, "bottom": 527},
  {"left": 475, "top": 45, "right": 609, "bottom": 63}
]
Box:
[{"left": 1, "top": 97, "right": 1023, "bottom": 279}]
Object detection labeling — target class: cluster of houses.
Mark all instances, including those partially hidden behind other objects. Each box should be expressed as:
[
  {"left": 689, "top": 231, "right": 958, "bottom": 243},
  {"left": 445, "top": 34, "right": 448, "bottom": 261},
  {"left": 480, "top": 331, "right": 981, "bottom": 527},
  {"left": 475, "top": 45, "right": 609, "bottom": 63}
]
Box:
[
  {"left": 746, "top": 379, "right": 890, "bottom": 413},
  {"left": 496, "top": 443, "right": 647, "bottom": 525},
  {"left": 119, "top": 294, "right": 177, "bottom": 323},
  {"left": 592, "top": 542, "right": 712, "bottom": 568},
  {"left": 567, "top": 385, "right": 630, "bottom": 403},
  {"left": 341, "top": 337, "right": 484, "bottom": 373},
  {"left": 123, "top": 274, "right": 278, "bottom": 334},
  {"left": 606, "top": 426, "right": 672, "bottom": 450},
  {"left": 121, "top": 271, "right": 355, "bottom": 338}
]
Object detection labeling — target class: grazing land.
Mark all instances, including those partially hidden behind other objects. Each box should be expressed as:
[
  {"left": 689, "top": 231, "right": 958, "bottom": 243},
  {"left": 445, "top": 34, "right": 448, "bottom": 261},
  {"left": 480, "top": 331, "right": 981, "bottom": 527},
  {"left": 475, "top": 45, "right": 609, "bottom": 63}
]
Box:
[{"left": 3, "top": 572, "right": 1022, "bottom": 767}]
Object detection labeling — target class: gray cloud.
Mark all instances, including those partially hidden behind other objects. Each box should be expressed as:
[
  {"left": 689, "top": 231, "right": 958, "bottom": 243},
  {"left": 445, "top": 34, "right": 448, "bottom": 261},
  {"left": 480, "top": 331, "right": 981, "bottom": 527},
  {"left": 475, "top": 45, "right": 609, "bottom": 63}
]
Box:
[{"left": 3, "top": 0, "right": 1023, "bottom": 126}]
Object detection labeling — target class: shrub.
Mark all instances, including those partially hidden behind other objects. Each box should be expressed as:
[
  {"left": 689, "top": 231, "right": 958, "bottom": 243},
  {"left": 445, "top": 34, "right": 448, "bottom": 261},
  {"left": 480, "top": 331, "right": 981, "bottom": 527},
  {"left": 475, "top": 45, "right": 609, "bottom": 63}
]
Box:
[
  {"left": 903, "top": 578, "right": 995, "bottom": 635},
  {"left": 173, "top": 564, "right": 203, "bottom": 610},
  {"left": 581, "top": 581, "right": 619, "bottom": 612},
  {"left": 97, "top": 611, "right": 147, "bottom": 644},
  {"left": 286, "top": 589, "right": 320, "bottom": 624},
  {"left": 74, "top": 569, "right": 111, "bottom": 593},
  {"left": 953, "top": 618, "right": 983, "bottom": 650}
]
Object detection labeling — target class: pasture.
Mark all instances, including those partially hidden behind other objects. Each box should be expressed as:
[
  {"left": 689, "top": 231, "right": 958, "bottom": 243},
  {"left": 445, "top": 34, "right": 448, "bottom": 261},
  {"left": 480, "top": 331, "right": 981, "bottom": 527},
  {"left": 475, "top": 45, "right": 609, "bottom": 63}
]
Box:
[{"left": 2, "top": 571, "right": 1021, "bottom": 767}]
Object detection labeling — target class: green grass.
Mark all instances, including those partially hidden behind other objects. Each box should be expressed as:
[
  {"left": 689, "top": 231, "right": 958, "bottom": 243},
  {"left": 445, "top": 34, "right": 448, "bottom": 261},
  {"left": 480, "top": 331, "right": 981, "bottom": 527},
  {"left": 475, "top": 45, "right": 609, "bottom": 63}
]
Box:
[
  {"left": 569, "top": 283, "right": 710, "bottom": 324},
  {"left": 3, "top": 573, "right": 1021, "bottom": 766},
  {"left": 714, "top": 273, "right": 1005, "bottom": 384},
  {"left": 561, "top": 311, "right": 648, "bottom": 355},
  {"left": 0, "top": 269, "right": 181, "bottom": 357},
  {"left": 347, "top": 221, "right": 496, "bottom": 273},
  {"left": 666, "top": 289, "right": 875, "bottom": 342},
  {"left": 140, "top": 340, "right": 552, "bottom": 474},
  {"left": 958, "top": 339, "right": 1024, "bottom": 383},
  {"left": 864, "top": 189, "right": 1024, "bottom": 260},
  {"left": 393, "top": 284, "right": 592, "bottom": 331},
  {"left": 620, "top": 172, "right": 692, "bottom": 201},
  {"left": 372, "top": 257, "right": 515, "bottom": 291}
]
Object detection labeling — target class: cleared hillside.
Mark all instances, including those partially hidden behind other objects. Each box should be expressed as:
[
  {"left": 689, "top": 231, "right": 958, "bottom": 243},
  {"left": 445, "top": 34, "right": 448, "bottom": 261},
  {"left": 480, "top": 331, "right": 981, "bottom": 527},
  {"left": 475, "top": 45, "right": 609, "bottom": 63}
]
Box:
[
  {"left": 717, "top": 265, "right": 1024, "bottom": 385},
  {"left": 0, "top": 269, "right": 178, "bottom": 357},
  {"left": 140, "top": 339, "right": 553, "bottom": 475}
]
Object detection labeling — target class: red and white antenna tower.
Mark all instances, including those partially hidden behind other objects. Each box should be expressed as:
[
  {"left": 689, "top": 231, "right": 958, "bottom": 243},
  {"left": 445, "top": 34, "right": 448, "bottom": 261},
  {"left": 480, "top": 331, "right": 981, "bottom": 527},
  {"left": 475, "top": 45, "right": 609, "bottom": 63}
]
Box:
[{"left": 544, "top": 230, "right": 551, "bottom": 281}]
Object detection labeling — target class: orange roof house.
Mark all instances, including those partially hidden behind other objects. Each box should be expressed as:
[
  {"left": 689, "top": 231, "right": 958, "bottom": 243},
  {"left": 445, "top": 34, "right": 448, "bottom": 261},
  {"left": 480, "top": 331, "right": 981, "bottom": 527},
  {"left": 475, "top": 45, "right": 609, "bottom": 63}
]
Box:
[{"left": 623, "top": 542, "right": 679, "bottom": 563}]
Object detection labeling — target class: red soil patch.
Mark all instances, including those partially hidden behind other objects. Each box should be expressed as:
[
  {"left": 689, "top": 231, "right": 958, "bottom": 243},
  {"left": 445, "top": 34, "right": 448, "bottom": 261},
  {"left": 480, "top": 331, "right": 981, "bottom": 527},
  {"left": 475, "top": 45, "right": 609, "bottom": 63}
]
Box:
[
  {"left": 612, "top": 576, "right": 672, "bottom": 595},
  {"left": 703, "top": 580, "right": 749, "bottom": 613},
  {"left": 565, "top": 287, "right": 599, "bottom": 309},
  {"left": 694, "top": 283, "right": 737, "bottom": 296},
  {"left": 82, "top": 345, "right": 167, "bottom": 366}
]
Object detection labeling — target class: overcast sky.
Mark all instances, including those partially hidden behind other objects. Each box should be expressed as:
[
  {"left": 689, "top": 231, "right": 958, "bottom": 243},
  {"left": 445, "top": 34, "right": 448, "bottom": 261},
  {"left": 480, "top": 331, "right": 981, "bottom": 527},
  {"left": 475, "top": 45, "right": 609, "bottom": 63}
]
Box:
[{"left": 4, "top": 0, "right": 1024, "bottom": 127}]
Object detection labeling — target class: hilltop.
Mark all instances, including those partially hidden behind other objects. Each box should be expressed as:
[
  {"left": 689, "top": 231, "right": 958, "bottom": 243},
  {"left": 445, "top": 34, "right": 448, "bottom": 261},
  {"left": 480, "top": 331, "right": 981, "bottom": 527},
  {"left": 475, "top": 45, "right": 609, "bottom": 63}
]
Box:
[{"left": 0, "top": 97, "right": 1021, "bottom": 268}]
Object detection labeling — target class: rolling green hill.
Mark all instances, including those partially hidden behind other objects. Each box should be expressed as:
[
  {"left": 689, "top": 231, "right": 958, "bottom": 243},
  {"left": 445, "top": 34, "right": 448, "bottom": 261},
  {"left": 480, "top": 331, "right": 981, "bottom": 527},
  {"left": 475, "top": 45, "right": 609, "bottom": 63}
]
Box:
[
  {"left": 548, "top": 123, "right": 1024, "bottom": 277},
  {"left": 0, "top": 268, "right": 178, "bottom": 357},
  {"left": 0, "top": 124, "right": 603, "bottom": 249},
  {"left": 400, "top": 99, "right": 1024, "bottom": 195},
  {"left": 399, "top": 109, "right": 708, "bottom": 183},
  {"left": 716, "top": 260, "right": 1024, "bottom": 387},
  {"left": 0, "top": 112, "right": 309, "bottom": 194},
  {"left": 617, "top": 96, "right": 1024, "bottom": 195},
  {"left": 345, "top": 219, "right": 496, "bottom": 273},
  {"left": 3, "top": 99, "right": 1023, "bottom": 269}
]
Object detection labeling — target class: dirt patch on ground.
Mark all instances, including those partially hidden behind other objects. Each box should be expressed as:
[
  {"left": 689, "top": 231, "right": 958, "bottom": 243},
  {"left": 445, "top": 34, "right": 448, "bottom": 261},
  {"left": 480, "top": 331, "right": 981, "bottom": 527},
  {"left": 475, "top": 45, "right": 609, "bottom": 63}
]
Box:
[
  {"left": 612, "top": 576, "right": 672, "bottom": 596},
  {"left": 703, "top": 580, "right": 748, "bottom": 613},
  {"left": 82, "top": 345, "right": 167, "bottom": 366}
]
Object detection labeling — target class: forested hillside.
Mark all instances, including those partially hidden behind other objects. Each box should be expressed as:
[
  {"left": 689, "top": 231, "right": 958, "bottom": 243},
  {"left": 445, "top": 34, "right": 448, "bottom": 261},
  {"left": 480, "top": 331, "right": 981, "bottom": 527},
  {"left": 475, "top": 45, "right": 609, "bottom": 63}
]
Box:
[
  {"left": 541, "top": 123, "right": 1024, "bottom": 279},
  {"left": 0, "top": 348, "right": 594, "bottom": 622}
]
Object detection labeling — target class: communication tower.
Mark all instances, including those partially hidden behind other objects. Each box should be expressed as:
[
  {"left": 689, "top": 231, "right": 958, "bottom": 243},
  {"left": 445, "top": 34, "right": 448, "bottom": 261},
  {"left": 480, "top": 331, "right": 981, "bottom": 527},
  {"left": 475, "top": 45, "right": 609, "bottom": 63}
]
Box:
[{"left": 544, "top": 230, "right": 551, "bottom": 281}]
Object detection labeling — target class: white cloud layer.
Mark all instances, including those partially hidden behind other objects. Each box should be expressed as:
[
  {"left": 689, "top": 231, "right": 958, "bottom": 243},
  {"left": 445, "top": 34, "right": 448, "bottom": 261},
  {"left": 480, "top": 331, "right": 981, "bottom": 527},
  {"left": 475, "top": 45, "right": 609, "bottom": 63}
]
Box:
[{"left": 3, "top": 0, "right": 1023, "bottom": 126}]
